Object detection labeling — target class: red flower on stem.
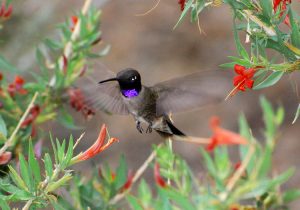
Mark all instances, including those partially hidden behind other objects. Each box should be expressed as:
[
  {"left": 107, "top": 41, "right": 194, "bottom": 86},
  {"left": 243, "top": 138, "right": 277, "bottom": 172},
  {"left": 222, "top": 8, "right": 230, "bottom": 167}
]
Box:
[
  {"left": 154, "top": 162, "right": 167, "bottom": 188},
  {"left": 0, "top": 2, "right": 13, "bottom": 19},
  {"left": 206, "top": 116, "right": 248, "bottom": 152},
  {"left": 74, "top": 124, "right": 118, "bottom": 162},
  {"left": 178, "top": 0, "right": 186, "bottom": 11},
  {"left": 21, "top": 105, "right": 40, "bottom": 128},
  {"left": 233, "top": 64, "right": 255, "bottom": 92},
  {"left": 273, "top": 0, "right": 291, "bottom": 26},
  {"left": 0, "top": 151, "right": 12, "bottom": 165},
  {"left": 67, "top": 88, "right": 95, "bottom": 119},
  {"left": 120, "top": 170, "right": 135, "bottom": 192},
  {"left": 21, "top": 105, "right": 41, "bottom": 137},
  {"left": 70, "top": 16, "right": 78, "bottom": 32},
  {"left": 7, "top": 75, "right": 28, "bottom": 97}
]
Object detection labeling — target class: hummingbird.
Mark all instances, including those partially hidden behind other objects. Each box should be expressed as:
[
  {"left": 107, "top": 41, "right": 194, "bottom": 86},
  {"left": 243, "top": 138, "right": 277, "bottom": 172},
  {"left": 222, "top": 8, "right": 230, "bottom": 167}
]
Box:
[{"left": 86, "top": 68, "right": 230, "bottom": 138}]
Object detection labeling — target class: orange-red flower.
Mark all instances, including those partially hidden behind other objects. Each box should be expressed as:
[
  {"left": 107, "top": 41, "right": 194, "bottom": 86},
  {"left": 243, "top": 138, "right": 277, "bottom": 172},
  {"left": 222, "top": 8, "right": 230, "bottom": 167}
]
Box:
[
  {"left": 273, "top": 0, "right": 291, "bottom": 26},
  {"left": 0, "top": 151, "right": 12, "bottom": 165},
  {"left": 120, "top": 170, "right": 135, "bottom": 192},
  {"left": 21, "top": 105, "right": 40, "bottom": 128},
  {"left": 75, "top": 124, "right": 118, "bottom": 162},
  {"left": 21, "top": 104, "right": 41, "bottom": 137},
  {"left": 233, "top": 64, "right": 255, "bottom": 92},
  {"left": 178, "top": 0, "right": 186, "bottom": 11},
  {"left": 70, "top": 16, "right": 78, "bottom": 32},
  {"left": 154, "top": 162, "right": 167, "bottom": 188},
  {"left": 0, "top": 2, "right": 13, "bottom": 19},
  {"left": 206, "top": 116, "right": 248, "bottom": 152},
  {"left": 7, "top": 75, "right": 28, "bottom": 97}
]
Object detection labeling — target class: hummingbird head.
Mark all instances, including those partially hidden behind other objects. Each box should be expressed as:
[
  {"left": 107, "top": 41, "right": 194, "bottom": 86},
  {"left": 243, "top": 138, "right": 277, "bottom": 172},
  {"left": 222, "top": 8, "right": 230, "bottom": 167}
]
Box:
[{"left": 99, "top": 68, "right": 142, "bottom": 98}]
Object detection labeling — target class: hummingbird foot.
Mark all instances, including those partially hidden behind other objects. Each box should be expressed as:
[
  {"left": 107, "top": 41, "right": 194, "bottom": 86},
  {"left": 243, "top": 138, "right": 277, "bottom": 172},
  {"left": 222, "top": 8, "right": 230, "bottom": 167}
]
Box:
[
  {"left": 146, "top": 123, "right": 152, "bottom": 133},
  {"left": 136, "top": 121, "right": 143, "bottom": 134}
]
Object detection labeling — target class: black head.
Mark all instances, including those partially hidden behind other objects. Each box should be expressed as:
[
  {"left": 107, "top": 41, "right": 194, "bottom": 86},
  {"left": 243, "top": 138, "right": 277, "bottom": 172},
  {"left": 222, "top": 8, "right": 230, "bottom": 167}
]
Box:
[{"left": 99, "top": 68, "right": 142, "bottom": 96}]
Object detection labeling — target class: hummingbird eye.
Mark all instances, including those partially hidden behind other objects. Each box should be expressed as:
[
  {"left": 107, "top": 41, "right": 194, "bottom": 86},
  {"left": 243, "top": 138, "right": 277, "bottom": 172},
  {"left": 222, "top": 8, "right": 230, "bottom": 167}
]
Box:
[{"left": 131, "top": 76, "right": 137, "bottom": 81}]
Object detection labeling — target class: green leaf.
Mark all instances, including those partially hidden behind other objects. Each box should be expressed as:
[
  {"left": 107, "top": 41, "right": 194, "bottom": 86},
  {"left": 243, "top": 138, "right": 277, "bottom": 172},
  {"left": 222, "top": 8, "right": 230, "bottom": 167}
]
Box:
[
  {"left": 0, "top": 115, "right": 7, "bottom": 138},
  {"left": 28, "top": 140, "right": 41, "bottom": 184},
  {"left": 46, "top": 173, "right": 72, "bottom": 192},
  {"left": 138, "top": 179, "right": 152, "bottom": 207},
  {"left": 219, "top": 62, "right": 236, "bottom": 68},
  {"left": 0, "top": 55, "right": 20, "bottom": 73},
  {"left": 260, "top": 97, "right": 275, "bottom": 139},
  {"left": 214, "top": 147, "right": 230, "bottom": 180},
  {"left": 50, "top": 134, "right": 58, "bottom": 164},
  {"left": 257, "top": 143, "right": 272, "bottom": 179},
  {"left": 173, "top": 0, "right": 194, "bottom": 29},
  {"left": 8, "top": 166, "right": 28, "bottom": 191},
  {"left": 57, "top": 139, "right": 66, "bottom": 164},
  {"left": 233, "top": 20, "right": 249, "bottom": 59},
  {"left": 115, "top": 155, "right": 128, "bottom": 189},
  {"left": 292, "top": 103, "right": 300, "bottom": 124},
  {"left": 271, "top": 168, "right": 295, "bottom": 186},
  {"left": 64, "top": 136, "right": 74, "bottom": 168},
  {"left": 160, "top": 188, "right": 196, "bottom": 210},
  {"left": 238, "top": 114, "right": 255, "bottom": 174},
  {"left": 199, "top": 148, "right": 221, "bottom": 186},
  {"left": 0, "top": 200, "right": 10, "bottom": 210},
  {"left": 289, "top": 9, "right": 300, "bottom": 48},
  {"left": 127, "top": 195, "right": 144, "bottom": 210},
  {"left": 275, "top": 106, "right": 284, "bottom": 125},
  {"left": 19, "top": 154, "right": 33, "bottom": 191},
  {"left": 44, "top": 153, "right": 53, "bottom": 178},
  {"left": 253, "top": 71, "right": 284, "bottom": 90},
  {"left": 283, "top": 189, "right": 300, "bottom": 203},
  {"left": 259, "top": 0, "right": 272, "bottom": 18}
]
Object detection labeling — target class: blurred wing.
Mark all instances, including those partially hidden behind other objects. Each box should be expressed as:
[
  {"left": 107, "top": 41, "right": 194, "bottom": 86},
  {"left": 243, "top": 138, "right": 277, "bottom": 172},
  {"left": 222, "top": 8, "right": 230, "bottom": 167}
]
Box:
[
  {"left": 152, "top": 70, "right": 231, "bottom": 115},
  {"left": 81, "top": 63, "right": 129, "bottom": 115}
]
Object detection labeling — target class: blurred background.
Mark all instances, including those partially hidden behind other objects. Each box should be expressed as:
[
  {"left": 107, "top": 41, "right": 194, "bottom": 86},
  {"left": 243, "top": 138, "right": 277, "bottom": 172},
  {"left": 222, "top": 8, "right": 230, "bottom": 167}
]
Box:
[{"left": 1, "top": 0, "right": 300, "bottom": 208}]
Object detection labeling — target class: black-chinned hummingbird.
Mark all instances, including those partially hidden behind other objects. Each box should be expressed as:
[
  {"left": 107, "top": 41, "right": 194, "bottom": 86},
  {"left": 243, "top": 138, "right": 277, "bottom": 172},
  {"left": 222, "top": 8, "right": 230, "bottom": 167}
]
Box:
[{"left": 87, "top": 68, "right": 230, "bottom": 138}]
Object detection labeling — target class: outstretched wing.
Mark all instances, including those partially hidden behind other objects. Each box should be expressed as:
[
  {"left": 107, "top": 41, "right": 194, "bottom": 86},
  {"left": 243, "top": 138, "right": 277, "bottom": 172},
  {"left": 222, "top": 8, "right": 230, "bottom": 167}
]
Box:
[
  {"left": 152, "top": 70, "right": 231, "bottom": 115},
  {"left": 81, "top": 63, "right": 129, "bottom": 115}
]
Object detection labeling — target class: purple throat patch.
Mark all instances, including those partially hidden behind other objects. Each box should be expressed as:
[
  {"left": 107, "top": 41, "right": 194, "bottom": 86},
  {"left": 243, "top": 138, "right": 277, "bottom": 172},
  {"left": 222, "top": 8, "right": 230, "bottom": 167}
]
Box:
[{"left": 122, "top": 89, "right": 139, "bottom": 98}]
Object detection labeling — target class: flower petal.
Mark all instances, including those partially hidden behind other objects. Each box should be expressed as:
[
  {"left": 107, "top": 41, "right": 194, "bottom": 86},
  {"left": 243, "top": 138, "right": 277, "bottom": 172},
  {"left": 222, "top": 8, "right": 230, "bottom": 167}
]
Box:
[
  {"left": 154, "top": 163, "right": 167, "bottom": 188},
  {"left": 0, "top": 151, "right": 12, "bottom": 165},
  {"left": 234, "top": 64, "right": 246, "bottom": 75}
]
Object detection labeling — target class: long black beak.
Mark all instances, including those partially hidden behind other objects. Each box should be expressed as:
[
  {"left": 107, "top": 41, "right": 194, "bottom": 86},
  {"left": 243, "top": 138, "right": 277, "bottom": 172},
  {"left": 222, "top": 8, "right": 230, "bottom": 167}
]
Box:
[{"left": 98, "top": 78, "right": 118, "bottom": 84}]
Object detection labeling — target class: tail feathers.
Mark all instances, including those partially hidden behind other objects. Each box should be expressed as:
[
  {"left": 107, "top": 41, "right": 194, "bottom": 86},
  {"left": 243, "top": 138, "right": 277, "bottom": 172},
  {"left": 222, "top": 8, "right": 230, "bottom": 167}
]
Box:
[{"left": 165, "top": 119, "right": 185, "bottom": 136}]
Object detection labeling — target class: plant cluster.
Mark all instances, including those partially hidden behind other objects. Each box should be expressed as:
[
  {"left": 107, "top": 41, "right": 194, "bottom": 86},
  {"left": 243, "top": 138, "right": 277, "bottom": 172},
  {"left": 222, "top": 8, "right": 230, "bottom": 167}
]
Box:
[{"left": 0, "top": 0, "right": 299, "bottom": 209}]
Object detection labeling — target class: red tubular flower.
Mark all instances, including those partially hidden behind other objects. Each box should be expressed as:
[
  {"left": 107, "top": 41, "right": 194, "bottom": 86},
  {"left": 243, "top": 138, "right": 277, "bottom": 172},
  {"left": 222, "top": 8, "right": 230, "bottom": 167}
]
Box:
[
  {"left": 67, "top": 88, "right": 95, "bottom": 119},
  {"left": 120, "top": 170, "right": 135, "bottom": 192},
  {"left": 233, "top": 64, "right": 255, "bottom": 92},
  {"left": 273, "top": 0, "right": 291, "bottom": 26},
  {"left": 62, "top": 54, "right": 68, "bottom": 74},
  {"left": 154, "top": 162, "right": 167, "bottom": 188},
  {"left": 0, "top": 2, "right": 12, "bottom": 19},
  {"left": 206, "top": 116, "right": 248, "bottom": 152},
  {"left": 3, "top": 4, "right": 12, "bottom": 18},
  {"left": 77, "top": 124, "right": 119, "bottom": 161},
  {"left": 0, "top": 151, "right": 12, "bottom": 165},
  {"left": 0, "top": 73, "right": 3, "bottom": 81},
  {"left": 7, "top": 75, "right": 28, "bottom": 97},
  {"left": 70, "top": 16, "right": 78, "bottom": 32},
  {"left": 178, "top": 0, "right": 186, "bottom": 11},
  {"left": 21, "top": 105, "right": 40, "bottom": 128}
]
